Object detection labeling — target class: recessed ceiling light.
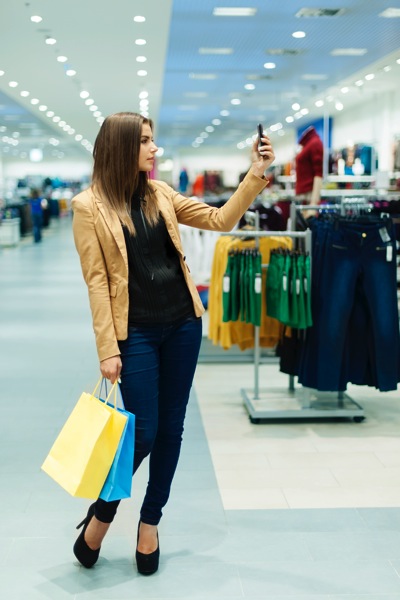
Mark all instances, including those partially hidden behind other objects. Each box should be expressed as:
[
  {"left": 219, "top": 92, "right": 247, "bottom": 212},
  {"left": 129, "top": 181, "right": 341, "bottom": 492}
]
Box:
[
  {"left": 57, "top": 56, "right": 68, "bottom": 62},
  {"left": 331, "top": 48, "right": 367, "bottom": 56},
  {"left": 75, "top": 134, "right": 83, "bottom": 141},
  {"left": 66, "top": 69, "right": 76, "bottom": 76},
  {"left": 199, "top": 47, "right": 233, "bottom": 54},
  {"left": 133, "top": 15, "right": 146, "bottom": 22},
  {"left": 9, "top": 81, "right": 18, "bottom": 88},
  {"left": 213, "top": 7, "right": 257, "bottom": 16},
  {"left": 205, "top": 126, "right": 215, "bottom": 132},
  {"left": 379, "top": 8, "right": 400, "bottom": 17},
  {"left": 212, "top": 119, "right": 222, "bottom": 125},
  {"left": 93, "top": 111, "right": 101, "bottom": 117},
  {"left": 220, "top": 110, "right": 230, "bottom": 116},
  {"left": 231, "top": 98, "right": 241, "bottom": 105},
  {"left": 137, "top": 70, "right": 147, "bottom": 77},
  {"left": 244, "top": 83, "right": 255, "bottom": 90},
  {"left": 292, "top": 31, "right": 306, "bottom": 38},
  {"left": 20, "top": 90, "right": 29, "bottom": 97},
  {"left": 52, "top": 116, "right": 60, "bottom": 122},
  {"left": 396, "top": 58, "right": 400, "bottom": 64},
  {"left": 30, "top": 98, "right": 39, "bottom": 105},
  {"left": 286, "top": 116, "right": 294, "bottom": 123},
  {"left": 335, "top": 102, "right": 344, "bottom": 111},
  {"left": 355, "top": 79, "right": 364, "bottom": 86},
  {"left": 200, "top": 132, "right": 209, "bottom": 138},
  {"left": 300, "top": 108, "right": 309, "bottom": 115},
  {"left": 136, "top": 56, "right": 147, "bottom": 62},
  {"left": 0, "top": 70, "right": 4, "bottom": 76},
  {"left": 135, "top": 39, "right": 147, "bottom": 45},
  {"left": 292, "top": 102, "right": 300, "bottom": 111},
  {"left": 31, "top": 15, "right": 43, "bottom": 23},
  {"left": 85, "top": 98, "right": 94, "bottom": 105},
  {"left": 45, "top": 37, "right": 57, "bottom": 45},
  {"left": 46, "top": 111, "right": 54, "bottom": 117},
  {"left": 89, "top": 106, "right": 97, "bottom": 112},
  {"left": 80, "top": 91, "right": 90, "bottom": 99},
  {"left": 365, "top": 73, "right": 375, "bottom": 80},
  {"left": 39, "top": 105, "right": 47, "bottom": 111},
  {"left": 263, "top": 62, "right": 276, "bottom": 69},
  {"left": 139, "top": 91, "right": 149, "bottom": 99},
  {"left": 341, "top": 87, "right": 349, "bottom": 94},
  {"left": 383, "top": 65, "right": 392, "bottom": 72}
]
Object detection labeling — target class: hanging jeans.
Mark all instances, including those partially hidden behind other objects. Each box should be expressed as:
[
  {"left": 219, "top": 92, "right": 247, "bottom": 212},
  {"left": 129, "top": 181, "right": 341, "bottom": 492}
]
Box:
[
  {"left": 94, "top": 315, "right": 202, "bottom": 525},
  {"left": 299, "top": 216, "right": 400, "bottom": 392}
]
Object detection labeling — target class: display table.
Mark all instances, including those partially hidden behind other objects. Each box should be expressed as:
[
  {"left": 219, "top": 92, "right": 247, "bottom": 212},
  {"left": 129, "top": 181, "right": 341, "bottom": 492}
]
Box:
[{"left": 0, "top": 218, "right": 21, "bottom": 246}]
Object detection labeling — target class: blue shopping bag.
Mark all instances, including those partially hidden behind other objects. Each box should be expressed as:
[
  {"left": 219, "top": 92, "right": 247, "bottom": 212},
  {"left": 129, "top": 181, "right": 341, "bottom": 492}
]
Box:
[{"left": 99, "top": 380, "right": 135, "bottom": 502}]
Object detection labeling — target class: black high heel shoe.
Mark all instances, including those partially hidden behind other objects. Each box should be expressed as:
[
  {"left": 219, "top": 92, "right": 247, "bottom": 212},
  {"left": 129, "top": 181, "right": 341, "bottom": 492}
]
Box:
[
  {"left": 73, "top": 503, "right": 101, "bottom": 568},
  {"left": 135, "top": 521, "right": 160, "bottom": 575}
]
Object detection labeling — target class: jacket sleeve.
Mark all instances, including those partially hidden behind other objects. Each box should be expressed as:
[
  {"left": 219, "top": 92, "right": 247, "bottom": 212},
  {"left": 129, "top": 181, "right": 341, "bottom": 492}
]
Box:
[
  {"left": 71, "top": 198, "right": 120, "bottom": 362},
  {"left": 168, "top": 170, "right": 268, "bottom": 232}
]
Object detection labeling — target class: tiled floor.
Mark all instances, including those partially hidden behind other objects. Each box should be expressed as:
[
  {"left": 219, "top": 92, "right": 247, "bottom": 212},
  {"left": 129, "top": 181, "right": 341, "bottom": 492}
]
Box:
[{"left": 1, "top": 217, "right": 400, "bottom": 599}]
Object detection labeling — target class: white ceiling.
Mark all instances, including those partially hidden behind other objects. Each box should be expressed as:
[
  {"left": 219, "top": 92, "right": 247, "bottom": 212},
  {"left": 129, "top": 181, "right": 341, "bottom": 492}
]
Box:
[{"left": 0, "top": 0, "right": 399, "bottom": 164}]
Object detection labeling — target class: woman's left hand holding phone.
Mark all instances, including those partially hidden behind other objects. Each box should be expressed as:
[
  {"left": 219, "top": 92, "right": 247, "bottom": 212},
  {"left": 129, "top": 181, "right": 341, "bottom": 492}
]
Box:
[{"left": 100, "top": 355, "right": 122, "bottom": 384}]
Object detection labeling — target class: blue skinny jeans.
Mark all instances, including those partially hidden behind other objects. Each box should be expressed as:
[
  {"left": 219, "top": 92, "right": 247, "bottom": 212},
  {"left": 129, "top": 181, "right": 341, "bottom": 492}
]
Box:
[{"left": 95, "top": 315, "right": 202, "bottom": 525}]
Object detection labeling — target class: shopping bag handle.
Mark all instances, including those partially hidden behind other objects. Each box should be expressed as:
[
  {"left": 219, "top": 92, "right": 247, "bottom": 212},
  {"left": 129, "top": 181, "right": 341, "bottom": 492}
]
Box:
[{"left": 92, "top": 376, "right": 119, "bottom": 410}]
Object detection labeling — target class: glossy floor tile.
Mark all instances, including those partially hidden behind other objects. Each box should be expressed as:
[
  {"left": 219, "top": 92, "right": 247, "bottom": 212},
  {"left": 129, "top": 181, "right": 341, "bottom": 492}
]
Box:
[{"left": 1, "top": 219, "right": 400, "bottom": 599}]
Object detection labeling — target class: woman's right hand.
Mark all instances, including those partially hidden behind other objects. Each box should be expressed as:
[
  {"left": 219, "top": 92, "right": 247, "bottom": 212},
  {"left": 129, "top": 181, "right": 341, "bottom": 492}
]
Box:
[{"left": 100, "top": 355, "right": 122, "bottom": 384}]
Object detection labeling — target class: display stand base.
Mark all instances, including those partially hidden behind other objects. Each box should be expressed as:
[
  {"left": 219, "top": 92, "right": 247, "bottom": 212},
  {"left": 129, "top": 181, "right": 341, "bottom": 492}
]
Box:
[{"left": 242, "top": 386, "right": 365, "bottom": 423}]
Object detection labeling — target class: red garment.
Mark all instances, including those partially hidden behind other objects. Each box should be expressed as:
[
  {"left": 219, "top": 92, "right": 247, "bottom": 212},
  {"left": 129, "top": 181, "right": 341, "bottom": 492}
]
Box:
[{"left": 295, "top": 127, "right": 323, "bottom": 195}]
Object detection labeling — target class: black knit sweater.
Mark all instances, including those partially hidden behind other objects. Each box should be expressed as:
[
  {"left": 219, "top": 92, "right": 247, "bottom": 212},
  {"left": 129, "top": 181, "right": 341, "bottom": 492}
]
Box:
[{"left": 122, "top": 195, "right": 195, "bottom": 326}]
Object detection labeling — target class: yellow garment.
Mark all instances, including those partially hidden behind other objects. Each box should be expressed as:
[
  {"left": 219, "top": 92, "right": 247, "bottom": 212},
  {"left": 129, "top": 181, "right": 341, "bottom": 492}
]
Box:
[{"left": 208, "top": 234, "right": 292, "bottom": 350}]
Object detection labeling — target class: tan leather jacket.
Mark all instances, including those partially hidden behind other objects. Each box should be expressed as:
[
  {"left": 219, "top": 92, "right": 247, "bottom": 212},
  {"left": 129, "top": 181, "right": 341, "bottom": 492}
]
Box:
[{"left": 72, "top": 171, "right": 267, "bottom": 361}]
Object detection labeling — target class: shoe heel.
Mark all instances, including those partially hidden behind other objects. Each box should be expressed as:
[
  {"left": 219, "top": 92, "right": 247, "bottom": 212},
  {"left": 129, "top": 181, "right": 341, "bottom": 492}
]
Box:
[{"left": 73, "top": 503, "right": 100, "bottom": 569}]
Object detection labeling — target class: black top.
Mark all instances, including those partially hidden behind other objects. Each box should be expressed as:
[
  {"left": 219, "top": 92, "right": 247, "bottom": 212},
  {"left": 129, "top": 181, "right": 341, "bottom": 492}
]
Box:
[{"left": 122, "top": 194, "right": 195, "bottom": 325}]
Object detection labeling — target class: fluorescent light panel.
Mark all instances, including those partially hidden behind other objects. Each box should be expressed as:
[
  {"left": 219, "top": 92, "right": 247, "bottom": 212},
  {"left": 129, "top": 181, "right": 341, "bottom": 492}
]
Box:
[
  {"left": 199, "top": 47, "right": 233, "bottom": 54},
  {"left": 331, "top": 48, "right": 367, "bottom": 56},
  {"left": 213, "top": 7, "right": 257, "bottom": 17},
  {"left": 379, "top": 8, "right": 400, "bottom": 18},
  {"left": 189, "top": 73, "right": 217, "bottom": 79}
]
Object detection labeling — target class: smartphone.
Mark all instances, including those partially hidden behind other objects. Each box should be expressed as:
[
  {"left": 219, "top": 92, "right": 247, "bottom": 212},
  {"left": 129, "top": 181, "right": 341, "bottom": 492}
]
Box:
[{"left": 257, "top": 123, "right": 263, "bottom": 149}]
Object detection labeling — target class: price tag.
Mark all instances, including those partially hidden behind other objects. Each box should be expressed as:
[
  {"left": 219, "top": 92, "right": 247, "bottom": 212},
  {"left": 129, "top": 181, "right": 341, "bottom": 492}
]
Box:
[
  {"left": 296, "top": 278, "right": 300, "bottom": 295},
  {"left": 223, "top": 275, "right": 230, "bottom": 293},
  {"left": 386, "top": 245, "right": 393, "bottom": 262},
  {"left": 254, "top": 274, "right": 262, "bottom": 294},
  {"left": 379, "top": 227, "right": 391, "bottom": 243},
  {"left": 282, "top": 274, "right": 287, "bottom": 292}
]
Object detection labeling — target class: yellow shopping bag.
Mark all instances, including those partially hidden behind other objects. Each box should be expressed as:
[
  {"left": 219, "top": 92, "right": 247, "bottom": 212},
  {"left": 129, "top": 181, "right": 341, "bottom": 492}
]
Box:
[{"left": 41, "top": 378, "right": 127, "bottom": 499}]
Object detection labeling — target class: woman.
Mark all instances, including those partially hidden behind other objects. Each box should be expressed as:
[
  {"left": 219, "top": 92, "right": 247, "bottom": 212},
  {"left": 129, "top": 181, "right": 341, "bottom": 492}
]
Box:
[{"left": 71, "top": 112, "right": 274, "bottom": 574}]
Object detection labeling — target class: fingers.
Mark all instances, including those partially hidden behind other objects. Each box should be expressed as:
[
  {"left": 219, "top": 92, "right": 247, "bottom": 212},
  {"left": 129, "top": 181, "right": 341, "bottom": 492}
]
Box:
[
  {"left": 258, "top": 136, "right": 273, "bottom": 155},
  {"left": 100, "top": 357, "right": 122, "bottom": 384}
]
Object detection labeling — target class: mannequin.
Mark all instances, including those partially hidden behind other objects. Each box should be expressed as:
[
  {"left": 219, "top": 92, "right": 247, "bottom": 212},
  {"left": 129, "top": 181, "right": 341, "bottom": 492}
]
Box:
[{"left": 295, "top": 126, "right": 323, "bottom": 204}]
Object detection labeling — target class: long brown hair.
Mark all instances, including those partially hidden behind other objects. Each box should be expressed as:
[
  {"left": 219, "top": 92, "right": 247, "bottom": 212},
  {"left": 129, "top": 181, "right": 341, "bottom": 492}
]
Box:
[{"left": 92, "top": 112, "right": 158, "bottom": 234}]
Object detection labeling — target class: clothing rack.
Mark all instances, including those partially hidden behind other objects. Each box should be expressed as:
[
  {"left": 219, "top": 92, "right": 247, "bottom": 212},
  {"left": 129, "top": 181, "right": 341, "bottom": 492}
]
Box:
[
  {"left": 285, "top": 201, "right": 367, "bottom": 423},
  {"left": 221, "top": 209, "right": 367, "bottom": 422}
]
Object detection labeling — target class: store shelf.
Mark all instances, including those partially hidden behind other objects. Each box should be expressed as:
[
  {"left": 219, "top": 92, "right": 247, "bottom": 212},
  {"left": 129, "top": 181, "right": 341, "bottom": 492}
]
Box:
[{"left": 326, "top": 175, "right": 375, "bottom": 183}]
